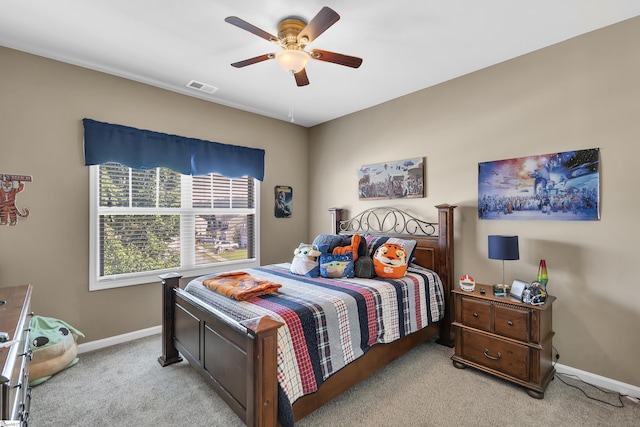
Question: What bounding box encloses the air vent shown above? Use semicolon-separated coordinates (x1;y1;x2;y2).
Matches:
186;80;219;94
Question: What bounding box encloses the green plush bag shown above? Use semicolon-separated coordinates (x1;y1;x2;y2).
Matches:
29;315;84;386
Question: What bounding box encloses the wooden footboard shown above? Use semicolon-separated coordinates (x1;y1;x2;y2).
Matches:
158;273;283;426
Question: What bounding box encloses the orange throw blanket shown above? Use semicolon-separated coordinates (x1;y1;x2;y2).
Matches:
203;271;282;301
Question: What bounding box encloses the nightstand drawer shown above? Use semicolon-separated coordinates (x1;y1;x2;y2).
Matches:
494;304;529;342
460;297;491;331
459;329;529;382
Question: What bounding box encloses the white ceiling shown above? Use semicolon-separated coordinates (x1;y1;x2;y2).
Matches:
2;1;640;128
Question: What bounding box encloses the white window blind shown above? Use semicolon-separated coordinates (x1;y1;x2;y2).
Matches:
89;162;260;290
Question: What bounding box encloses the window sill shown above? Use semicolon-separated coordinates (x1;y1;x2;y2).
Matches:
89;258;260;291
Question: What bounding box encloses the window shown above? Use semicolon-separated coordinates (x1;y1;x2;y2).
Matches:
89;162;260;290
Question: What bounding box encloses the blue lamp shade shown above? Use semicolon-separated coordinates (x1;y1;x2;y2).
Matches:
488;235;519;261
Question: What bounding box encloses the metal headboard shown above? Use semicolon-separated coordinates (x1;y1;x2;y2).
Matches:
331;207;437;236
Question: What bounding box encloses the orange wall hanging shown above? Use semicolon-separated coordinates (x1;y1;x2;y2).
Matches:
1;174;31;226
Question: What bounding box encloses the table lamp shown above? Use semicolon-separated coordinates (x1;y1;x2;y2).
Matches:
488;235;519;286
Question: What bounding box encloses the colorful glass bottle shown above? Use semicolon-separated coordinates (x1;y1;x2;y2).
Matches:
537;259;548;291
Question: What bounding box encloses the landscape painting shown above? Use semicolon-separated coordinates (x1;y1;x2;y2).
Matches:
478;148;600;221
358;157;424;200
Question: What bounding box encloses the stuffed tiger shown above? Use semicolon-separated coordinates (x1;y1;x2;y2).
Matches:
373;242;408;279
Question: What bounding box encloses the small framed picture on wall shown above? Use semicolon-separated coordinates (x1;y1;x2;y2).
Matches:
274;185;292;218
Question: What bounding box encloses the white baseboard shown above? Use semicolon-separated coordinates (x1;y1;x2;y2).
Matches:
76;327;640;400
555;362;640;399
77;325;161;354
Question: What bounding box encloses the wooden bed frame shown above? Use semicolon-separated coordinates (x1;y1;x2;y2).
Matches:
158;204;455;427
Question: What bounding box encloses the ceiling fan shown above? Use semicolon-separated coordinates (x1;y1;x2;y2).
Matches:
225;6;363;87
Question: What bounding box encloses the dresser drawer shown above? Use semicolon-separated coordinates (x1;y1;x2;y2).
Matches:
460;297;491;332
7;326;32;423
459;328;529;382
494;304;529;342
17;326;32;425
0;285;33;425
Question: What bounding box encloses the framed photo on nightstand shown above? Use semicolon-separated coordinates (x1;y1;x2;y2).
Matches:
510;279;528;300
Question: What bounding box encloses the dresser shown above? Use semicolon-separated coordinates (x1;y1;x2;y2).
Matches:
451;285;555;398
0;285;33;426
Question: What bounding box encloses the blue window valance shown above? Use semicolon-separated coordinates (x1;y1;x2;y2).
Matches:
83;118;265;181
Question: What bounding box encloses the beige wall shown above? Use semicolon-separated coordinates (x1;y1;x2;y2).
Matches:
0;46;309;341
309;16;640;388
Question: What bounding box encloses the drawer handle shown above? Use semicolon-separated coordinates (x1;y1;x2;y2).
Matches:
507;320;513;326
483;348;502;360
473;312;478;318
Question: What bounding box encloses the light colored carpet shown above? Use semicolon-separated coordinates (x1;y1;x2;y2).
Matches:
29;334;639;426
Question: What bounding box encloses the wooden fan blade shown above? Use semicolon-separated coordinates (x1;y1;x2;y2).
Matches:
310;50;363;68
225;16;278;42
231;53;275;68
294;69;309;87
299;7;340;42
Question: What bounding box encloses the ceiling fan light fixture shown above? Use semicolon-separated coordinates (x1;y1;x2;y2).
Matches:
226;7;361;86
275;49;309;73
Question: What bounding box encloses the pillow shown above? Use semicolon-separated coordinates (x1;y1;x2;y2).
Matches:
333;235;374;278
312;234;349;254
373;243;409;279
320;252;355;278
290;243;322;277
365;235;417;262
354;256;375;278
356;234;368;257
332;234;362;261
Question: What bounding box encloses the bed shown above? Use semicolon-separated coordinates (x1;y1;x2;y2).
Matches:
158;204;455;426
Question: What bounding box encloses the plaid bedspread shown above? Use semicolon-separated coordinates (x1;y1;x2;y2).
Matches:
184;263;445;424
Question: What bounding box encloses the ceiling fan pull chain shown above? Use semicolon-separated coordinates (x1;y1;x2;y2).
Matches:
288;78;295;123
288;102;295;123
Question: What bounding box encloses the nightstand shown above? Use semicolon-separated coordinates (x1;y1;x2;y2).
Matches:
451;285;556;398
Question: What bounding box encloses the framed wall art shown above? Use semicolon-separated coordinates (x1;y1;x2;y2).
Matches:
274;185;292;218
358;157;424;200
1;173;31;226
478;148;600;221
